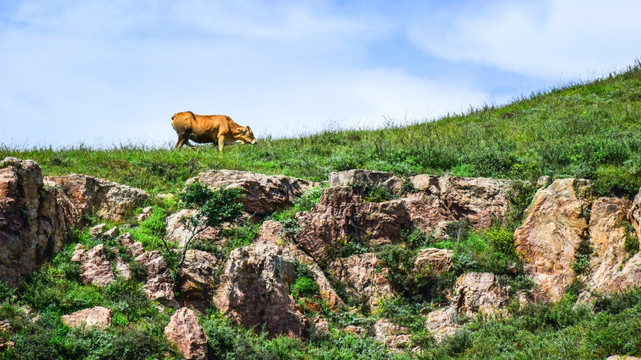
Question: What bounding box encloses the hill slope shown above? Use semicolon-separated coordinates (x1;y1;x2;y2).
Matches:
2;62;641;196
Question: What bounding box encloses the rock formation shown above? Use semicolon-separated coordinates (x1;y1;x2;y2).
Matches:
213;243;308;338
61;306;113;329
164;307;208;360
188;170;318;214
0;158;70;287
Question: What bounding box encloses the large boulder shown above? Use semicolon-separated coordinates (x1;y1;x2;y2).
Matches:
404;175;513;233
164;307;208;360
413;248;454;275
45;174;149;223
135;251;179;308
295;186;411;262
0;158;71;287
61;306;112;329
178;250;220;310
585;197;641;295
425;272;509;340
213;243;308;338
514;179;592;302
187;170;318;215
374;318;412;350
255;220;343;310
329;170;404;194
326;253;395;311
452;272;509;317
71;244;116;287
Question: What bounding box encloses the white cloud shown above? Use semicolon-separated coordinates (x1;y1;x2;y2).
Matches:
409;0;641;79
0;0;492;147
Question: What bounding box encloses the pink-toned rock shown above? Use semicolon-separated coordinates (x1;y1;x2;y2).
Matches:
453;272;509;317
425;306;460;341
514;179;592;302
135;251;179;307
403;192;451;234
72;244;115;287
90;223;107;238
425;272;509;341
295;186;411;261
344;325;366;336
584;197;638;294
607;356;641;360
0;158;71;287
103;226;119;239
374;318;412;349
114;255;131;280
629;187;641;239
117;233;145;257
413;248;454;275
213;243;308;338
165;209;222;247
327;253;395;310
164;307;208;360
313;316;330;333
188;170;318;215
61;306;112;329
45;174;149;223
137;206;154;223
404;176;513;234
256;220;343;310
179;250;219;308
437;176;512;229
329;170;405;194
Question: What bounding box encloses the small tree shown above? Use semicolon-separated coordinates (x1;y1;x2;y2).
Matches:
176;181;245;266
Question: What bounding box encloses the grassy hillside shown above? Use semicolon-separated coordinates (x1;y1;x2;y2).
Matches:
2;63;641;360
2;62;641;197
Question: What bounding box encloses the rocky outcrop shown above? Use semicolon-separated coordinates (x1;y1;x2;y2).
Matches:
425;272;509;340
213;243;308;338
164;307;208;360
61;306;112;329
514;179;592;302
135;251;179;308
45;174;149;223
413;248;454;275
0;158;71;287
329;169;404;194
255;220;343;310
452;272;509;317
374;318;412;350
327;253;395;310
188;170;318;215
179;250;220;310
71;244;116;287
584;197;638;294
404;175;513;233
629;187;641;239
329;170;513;235
295;186;411;261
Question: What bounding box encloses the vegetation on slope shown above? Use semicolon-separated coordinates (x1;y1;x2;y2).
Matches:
2;63;641;359
2;62;641;197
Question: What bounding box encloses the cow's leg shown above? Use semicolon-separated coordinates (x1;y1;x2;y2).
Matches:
218;135;226;153
175;137;186;150
184;140;198;151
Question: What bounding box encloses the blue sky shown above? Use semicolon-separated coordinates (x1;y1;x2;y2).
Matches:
1;0;640;148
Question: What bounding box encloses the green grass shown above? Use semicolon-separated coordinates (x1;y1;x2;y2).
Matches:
2;63;641;197
3;63;641;359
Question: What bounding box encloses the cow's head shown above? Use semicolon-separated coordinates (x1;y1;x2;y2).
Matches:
236;126;257;145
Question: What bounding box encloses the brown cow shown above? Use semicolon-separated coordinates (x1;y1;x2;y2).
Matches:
171;111;256;152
